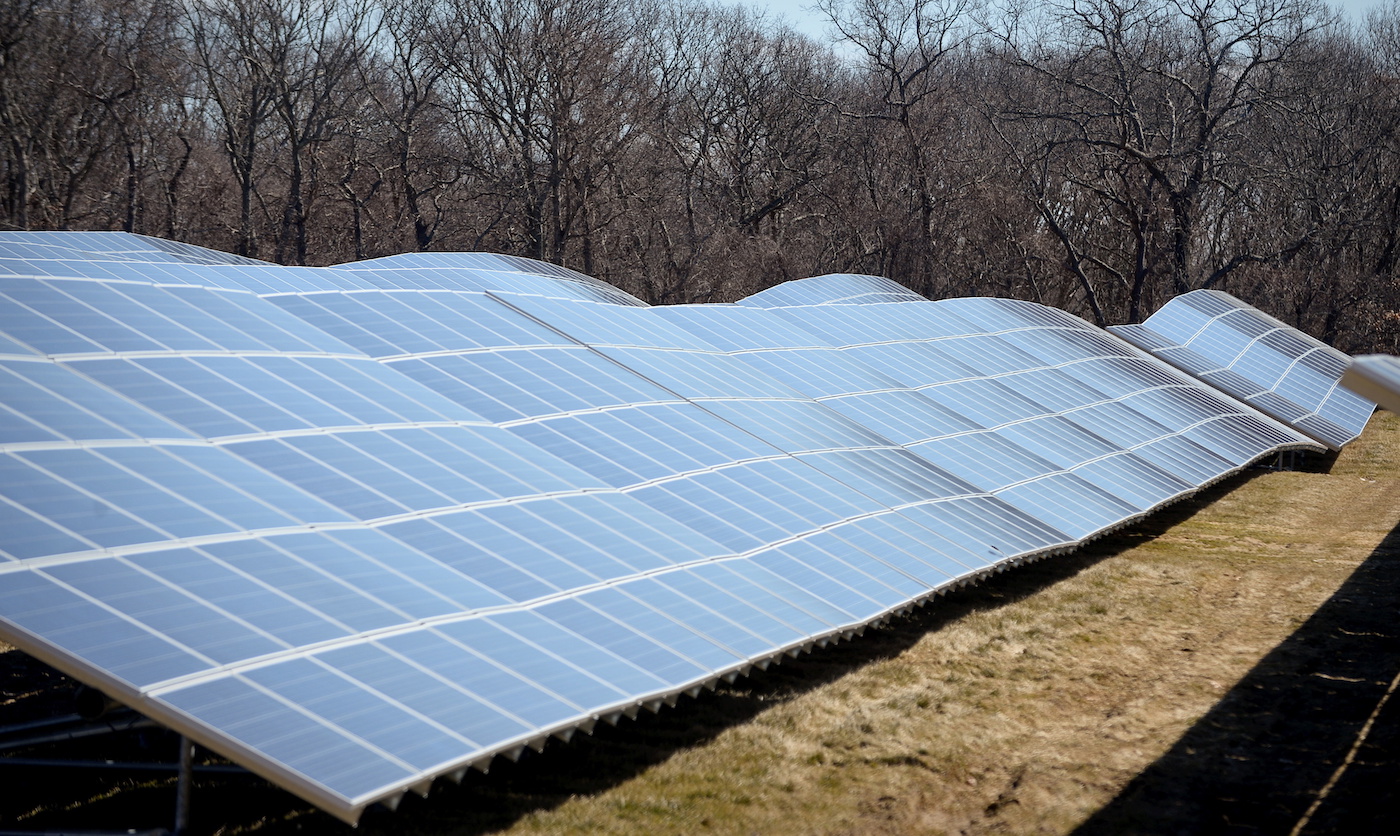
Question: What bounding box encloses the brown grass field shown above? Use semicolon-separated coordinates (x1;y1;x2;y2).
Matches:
3;411;1398;835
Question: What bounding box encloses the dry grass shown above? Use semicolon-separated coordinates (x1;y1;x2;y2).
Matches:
3;413;1399;835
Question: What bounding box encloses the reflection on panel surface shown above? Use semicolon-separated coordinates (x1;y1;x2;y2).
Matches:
0;235;1340;823
1110;290;1375;449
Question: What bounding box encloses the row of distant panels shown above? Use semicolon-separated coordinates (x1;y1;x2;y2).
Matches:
0;232;929;308
0;232;1378;449
2;268;1348;439
0;234;1375;822
1110;290;1373;449
0;270;1321;560
0;232;647;307
0;235;1374;454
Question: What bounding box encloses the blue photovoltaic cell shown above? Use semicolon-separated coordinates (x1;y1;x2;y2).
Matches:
0;237;1348;823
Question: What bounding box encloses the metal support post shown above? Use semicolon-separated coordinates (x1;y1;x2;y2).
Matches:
174;735;194;836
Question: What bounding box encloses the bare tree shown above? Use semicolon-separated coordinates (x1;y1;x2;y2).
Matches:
432;0;649;266
266;0;372;265
1;0;1395;350
179;0;278;256
616;2;843;303
989;0;1333;323
358;0;461;254
817;0;982;294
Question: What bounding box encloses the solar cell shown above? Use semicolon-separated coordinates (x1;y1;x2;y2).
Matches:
0;234;1341;823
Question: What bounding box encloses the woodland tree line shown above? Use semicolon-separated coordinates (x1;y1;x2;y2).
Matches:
3;0;1400;351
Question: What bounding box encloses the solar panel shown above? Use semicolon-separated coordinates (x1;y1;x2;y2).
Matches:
1109;290;1375;449
0;230;269;266
0;235;1332;823
1341;354;1400;414
739;273;928;307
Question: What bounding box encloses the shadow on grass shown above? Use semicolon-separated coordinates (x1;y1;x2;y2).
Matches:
0;470;1279;835
1073;520;1400;836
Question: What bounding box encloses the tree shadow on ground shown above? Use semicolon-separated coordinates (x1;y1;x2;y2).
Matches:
1074;520;1400;836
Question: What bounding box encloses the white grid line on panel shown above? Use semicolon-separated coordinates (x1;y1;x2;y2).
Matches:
121;493;1034;698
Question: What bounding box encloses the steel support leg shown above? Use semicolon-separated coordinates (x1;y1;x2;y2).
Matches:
174;735;194;836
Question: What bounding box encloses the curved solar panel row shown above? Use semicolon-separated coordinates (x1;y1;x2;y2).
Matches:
1109;290;1375;449
740;273;928;307
0;230;269;266
0;235;1324;823
1342;354;1400;414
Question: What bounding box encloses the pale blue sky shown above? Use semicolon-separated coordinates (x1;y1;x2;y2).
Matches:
744;0;1394;44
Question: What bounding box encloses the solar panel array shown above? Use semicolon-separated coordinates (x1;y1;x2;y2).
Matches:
0;234;1343;822
1110;290;1375;449
1342;354;1400;414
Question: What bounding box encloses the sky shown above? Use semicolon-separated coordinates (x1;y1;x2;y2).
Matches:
744;0;1395;45
741;1;833;42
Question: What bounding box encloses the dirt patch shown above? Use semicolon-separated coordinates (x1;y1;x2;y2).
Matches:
3;413;1398;835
